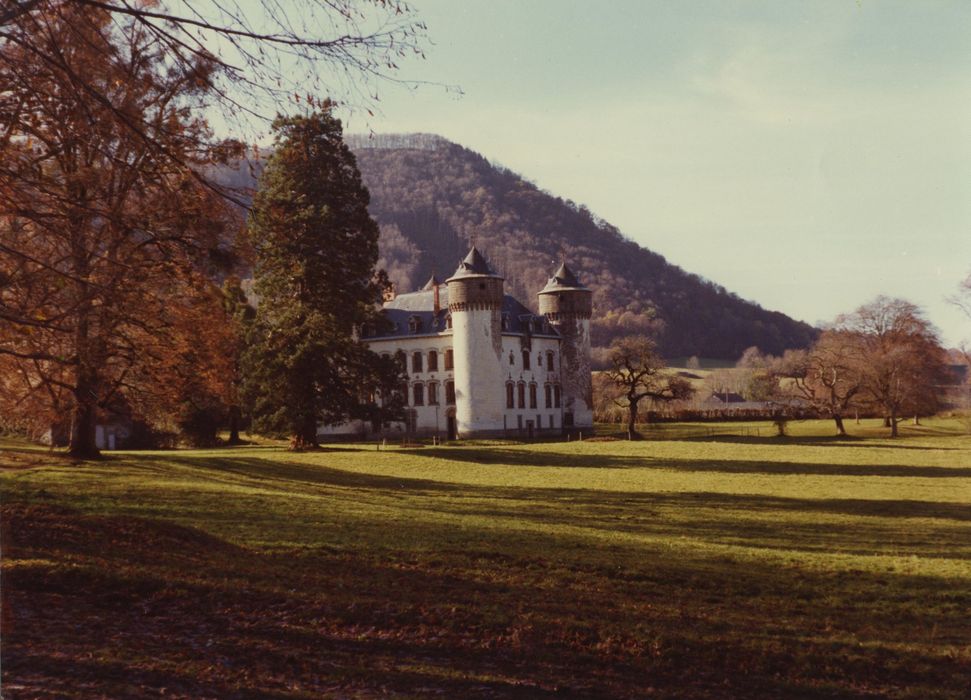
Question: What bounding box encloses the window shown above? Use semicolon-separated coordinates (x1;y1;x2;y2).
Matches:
544;384;552;409
517;382;526;409
501;313;510;331
445;315;452;330
509;351;515;366
554;384;561;408
412;352;423;373
444;348;454;370
413;383;424;406
398;382;408;404
547;351;555;371
445;381;456;405
529;383;537;409
409;315;422;333
428;383;439;405
538;353;543;367
506;382;515;409
522;350;531;370
428;350;438;372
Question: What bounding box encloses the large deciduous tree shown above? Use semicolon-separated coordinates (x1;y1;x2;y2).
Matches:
604;336;693;439
835;297;947;437
782;331;866;436
0;6;242;457
241;108;403;449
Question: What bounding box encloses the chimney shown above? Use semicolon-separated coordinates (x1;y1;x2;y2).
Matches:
433;283;440;314
383;283;396;302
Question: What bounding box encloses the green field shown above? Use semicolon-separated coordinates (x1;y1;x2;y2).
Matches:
2;419;970;698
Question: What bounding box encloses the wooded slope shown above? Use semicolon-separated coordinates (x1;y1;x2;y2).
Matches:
220;133;817;359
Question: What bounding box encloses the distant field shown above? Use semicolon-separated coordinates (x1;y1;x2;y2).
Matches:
2;419;970;698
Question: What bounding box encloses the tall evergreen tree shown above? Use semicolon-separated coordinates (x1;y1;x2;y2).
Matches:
242;107;404;448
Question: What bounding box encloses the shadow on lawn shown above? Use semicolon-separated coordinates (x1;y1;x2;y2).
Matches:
125;452;971;526
4;501;969;699
677;434;966;451
418;447;971;478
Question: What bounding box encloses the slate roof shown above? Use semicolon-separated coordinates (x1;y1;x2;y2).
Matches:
446;246;501;280
539;261;589;294
369;285;558;340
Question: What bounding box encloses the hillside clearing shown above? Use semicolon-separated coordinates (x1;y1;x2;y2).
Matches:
2;419;970;698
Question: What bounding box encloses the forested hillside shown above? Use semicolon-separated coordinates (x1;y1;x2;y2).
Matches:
220;133;817;359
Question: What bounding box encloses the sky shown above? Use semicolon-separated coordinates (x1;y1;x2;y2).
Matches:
336;0;971;347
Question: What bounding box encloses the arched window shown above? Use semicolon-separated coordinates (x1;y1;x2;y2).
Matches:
445;381;456;405
544;383;552;409
427;350;438;372
428;382;439;405
409;315;422;333
529;383;537;409
412;352;423;373
501;313;510;331
506;382;515;409
445;315;452;330
444;348;454;370
509;351;515;366
554;384;561;408
413;383;424;406
517;382;526;409
547;351;555;371
394;350;407;374
522;350;531;370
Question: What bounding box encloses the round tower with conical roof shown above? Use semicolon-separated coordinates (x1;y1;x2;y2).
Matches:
446;246;506;437
538;262;593;429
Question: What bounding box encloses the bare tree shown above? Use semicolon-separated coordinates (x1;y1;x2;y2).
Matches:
948;269;971;368
604;336;693;439
835;297;947;437
781;332;865;436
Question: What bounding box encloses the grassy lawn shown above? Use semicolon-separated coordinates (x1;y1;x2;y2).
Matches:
2;418;970;698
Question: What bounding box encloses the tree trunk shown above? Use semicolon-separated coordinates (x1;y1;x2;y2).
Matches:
227;405;242;444
889;408;898;437
68;371;100;459
290;415;319;450
627;400;641;440
833;414;846;436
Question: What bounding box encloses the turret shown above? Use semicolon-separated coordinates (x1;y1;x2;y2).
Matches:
538;262;593;429
446;247;506;437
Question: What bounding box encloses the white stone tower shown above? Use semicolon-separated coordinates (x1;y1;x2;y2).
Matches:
446;247;506;438
538;262;593;429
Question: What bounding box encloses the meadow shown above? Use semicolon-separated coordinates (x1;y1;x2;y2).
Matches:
2;419;970;698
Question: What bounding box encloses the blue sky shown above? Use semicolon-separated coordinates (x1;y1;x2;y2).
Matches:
337;0;971;347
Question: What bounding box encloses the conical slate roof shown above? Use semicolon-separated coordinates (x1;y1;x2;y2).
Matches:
540;261;589;294
447;246;500;279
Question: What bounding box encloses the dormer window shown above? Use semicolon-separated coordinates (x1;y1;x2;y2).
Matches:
501;313;510;331
445;314;452;330
409;315;422;334
533;318;543;333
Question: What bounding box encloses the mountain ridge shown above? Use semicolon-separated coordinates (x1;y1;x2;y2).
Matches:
217;133;818;359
